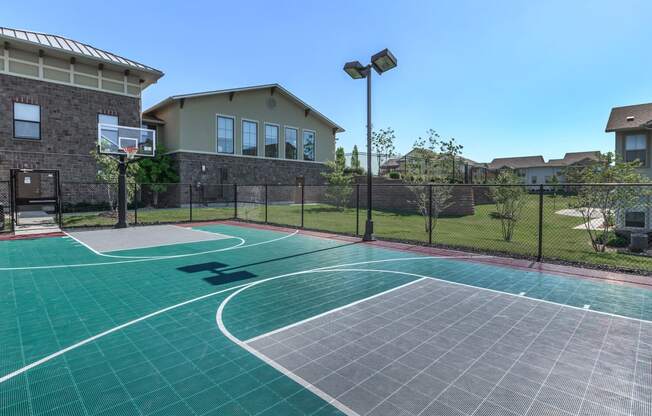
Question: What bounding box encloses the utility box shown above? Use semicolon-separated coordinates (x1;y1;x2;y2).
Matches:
630;233;648;253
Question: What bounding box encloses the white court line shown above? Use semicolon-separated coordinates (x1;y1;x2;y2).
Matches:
64;229;237;259
3;254;645;386
0;230;299;271
245;277;429;344
0;255;477;384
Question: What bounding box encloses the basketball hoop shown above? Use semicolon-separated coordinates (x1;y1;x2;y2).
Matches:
122;146;139;160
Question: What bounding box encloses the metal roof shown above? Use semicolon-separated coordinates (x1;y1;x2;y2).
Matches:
143;84;345;133
0;27;163;76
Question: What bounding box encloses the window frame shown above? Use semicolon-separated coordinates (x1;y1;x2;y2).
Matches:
13;102;41;140
302;129;316;161
241;118;259;156
624;133;647;166
284;126;299;160
216;114;236;155
264;123;280;158
625;210;646;229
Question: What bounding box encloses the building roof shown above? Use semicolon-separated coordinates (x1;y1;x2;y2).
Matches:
143;84;344;133
488;156;545;170
0;27;163;77
488;152;600;170
605;103;652;132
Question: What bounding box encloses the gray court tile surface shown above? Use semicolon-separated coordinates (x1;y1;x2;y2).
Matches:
67;224;230;252
248;278;652;416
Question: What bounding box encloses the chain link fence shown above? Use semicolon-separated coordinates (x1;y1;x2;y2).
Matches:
51;181;652;274
0;181;10;233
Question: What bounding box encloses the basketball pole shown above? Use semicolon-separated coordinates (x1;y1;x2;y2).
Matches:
115;155;128;229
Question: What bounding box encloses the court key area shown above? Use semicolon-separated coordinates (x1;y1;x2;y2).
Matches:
1;222;651;416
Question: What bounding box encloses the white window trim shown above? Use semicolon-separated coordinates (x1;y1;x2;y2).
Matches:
215;113;236;155
241;118;259;156
302;129;317;161
284;125;299;160
264;122;281;159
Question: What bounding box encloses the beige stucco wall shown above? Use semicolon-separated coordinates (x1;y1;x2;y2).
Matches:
152;88;337;163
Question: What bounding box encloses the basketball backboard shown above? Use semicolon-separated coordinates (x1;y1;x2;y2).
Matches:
98;123;156;157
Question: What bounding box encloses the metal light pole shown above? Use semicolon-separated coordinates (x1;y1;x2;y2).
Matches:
343;49;397;241
364;67;373;240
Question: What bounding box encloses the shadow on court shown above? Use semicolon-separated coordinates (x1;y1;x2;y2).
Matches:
178;261;257;285
206;241;360;274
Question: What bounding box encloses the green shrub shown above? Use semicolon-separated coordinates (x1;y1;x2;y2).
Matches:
389;171;401;179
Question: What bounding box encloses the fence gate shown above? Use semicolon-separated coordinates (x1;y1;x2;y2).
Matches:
10;169;61;228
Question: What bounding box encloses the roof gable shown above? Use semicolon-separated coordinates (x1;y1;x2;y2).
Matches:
606;103;652;132
144;84;344;132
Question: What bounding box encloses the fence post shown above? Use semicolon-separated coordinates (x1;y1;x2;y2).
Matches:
428;184;433;245
537;184;544;262
355;183;360;236
300;184;305;228
264;184;268;224
234;183;238;219
189;184;193;223
133;183;138;225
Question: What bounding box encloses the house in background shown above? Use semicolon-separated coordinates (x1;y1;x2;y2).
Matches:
488;152;601;187
606;103;652;231
143;84;344;190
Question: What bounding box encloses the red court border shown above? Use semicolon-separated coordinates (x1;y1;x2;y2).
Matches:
203;220;652;290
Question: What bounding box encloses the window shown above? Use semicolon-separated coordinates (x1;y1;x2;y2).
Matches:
531;176;537;184
242;120;258;156
285;127;298;159
303;130;315;161
217;116;234;154
14;103;40;140
265;124;279;157
98;114;118;126
625;211;646;228
625;134;647;165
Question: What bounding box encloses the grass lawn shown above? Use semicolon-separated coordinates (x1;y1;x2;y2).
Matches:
62;195;652;272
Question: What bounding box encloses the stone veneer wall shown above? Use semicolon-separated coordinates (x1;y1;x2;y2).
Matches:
0;73;140;185
350;177;476;216
162;152;331;206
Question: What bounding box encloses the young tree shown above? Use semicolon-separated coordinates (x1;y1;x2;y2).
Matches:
134;146;179;207
351;145;361;171
408;130;452;235
372;127;396;170
439;138;464;183
491;170;527;242
335;146;346;171
549;174;560;210
92;151;139;215
321;155;353;211
567;152;650;252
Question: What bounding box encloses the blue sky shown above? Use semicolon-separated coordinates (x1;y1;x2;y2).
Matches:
5;0;652;162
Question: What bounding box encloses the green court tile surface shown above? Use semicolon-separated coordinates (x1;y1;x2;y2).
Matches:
1;223;651;415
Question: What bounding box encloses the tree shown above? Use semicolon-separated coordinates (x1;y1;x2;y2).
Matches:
351;145;361;170
372;127;396;171
567;152;650;252
335;147;346;171
321;156;353;211
408;131;452;235
439;138;464;183
92;151;139;215
549;174;560;210
491;171;527;242
134;146;179;207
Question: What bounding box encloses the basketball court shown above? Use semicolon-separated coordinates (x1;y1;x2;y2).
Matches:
1;222;651;416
